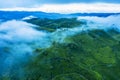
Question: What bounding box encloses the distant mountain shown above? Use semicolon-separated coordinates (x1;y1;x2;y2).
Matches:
0;11;68;21
70;13;120;17
0;11;120;21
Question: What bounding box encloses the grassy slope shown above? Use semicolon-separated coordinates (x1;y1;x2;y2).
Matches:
1;18;120;80
23;29;120;80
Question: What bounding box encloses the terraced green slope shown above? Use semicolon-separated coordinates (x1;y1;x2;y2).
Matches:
23;29;120;80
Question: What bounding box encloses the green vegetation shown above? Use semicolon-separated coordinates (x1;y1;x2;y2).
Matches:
1;18;120;80
20;29;120;80
25;18;84;32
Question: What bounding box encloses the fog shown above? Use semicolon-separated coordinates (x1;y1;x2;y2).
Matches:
77;14;120;30
0;14;120;76
0;20;51;76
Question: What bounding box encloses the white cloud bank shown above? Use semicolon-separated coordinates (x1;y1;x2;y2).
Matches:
0;3;120;13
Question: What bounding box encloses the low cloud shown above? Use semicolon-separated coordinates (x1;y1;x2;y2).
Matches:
0;3;120;13
78;14;120;28
0;14;120;76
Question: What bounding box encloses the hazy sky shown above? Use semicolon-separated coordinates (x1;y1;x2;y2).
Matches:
0;0;120;8
0;0;120;13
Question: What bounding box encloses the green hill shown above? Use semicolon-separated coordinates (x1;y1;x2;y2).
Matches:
25;18;84;32
1;18;120;80
23;29;120;80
